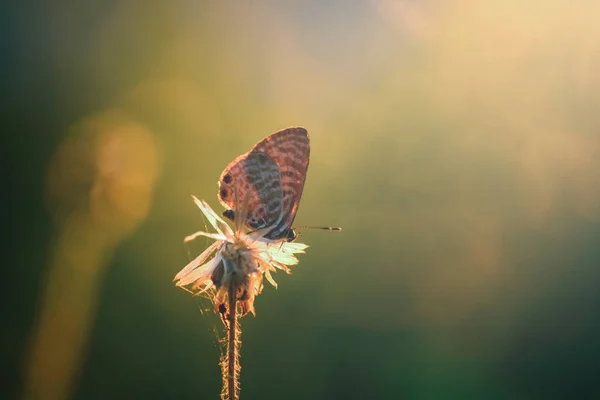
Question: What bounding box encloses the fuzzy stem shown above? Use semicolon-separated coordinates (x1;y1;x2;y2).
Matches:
225;281;239;400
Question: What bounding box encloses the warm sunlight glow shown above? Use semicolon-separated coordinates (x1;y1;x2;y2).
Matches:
174;197;307;316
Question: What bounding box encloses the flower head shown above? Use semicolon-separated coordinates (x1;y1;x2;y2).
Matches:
174;196;308;315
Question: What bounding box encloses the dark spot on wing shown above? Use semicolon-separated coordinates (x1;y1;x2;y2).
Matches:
257;152;269;165
223;174;232;184
223;209;235;221
220;188;228;199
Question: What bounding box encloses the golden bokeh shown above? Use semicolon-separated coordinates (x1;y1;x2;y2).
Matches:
24;110;160;399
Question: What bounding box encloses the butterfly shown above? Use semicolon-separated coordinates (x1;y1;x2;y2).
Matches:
217;127;310;242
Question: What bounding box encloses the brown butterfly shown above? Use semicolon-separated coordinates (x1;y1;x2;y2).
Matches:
217;127;310;241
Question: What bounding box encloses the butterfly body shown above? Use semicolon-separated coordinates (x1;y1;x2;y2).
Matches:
218;127;310;241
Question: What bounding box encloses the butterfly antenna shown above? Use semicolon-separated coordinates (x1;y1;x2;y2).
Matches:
294;225;342;232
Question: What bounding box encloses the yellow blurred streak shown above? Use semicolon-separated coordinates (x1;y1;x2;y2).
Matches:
24;110;160;400
386;0;600;334
423;0;600;224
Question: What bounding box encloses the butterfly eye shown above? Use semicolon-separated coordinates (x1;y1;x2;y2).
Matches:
223;174;232;184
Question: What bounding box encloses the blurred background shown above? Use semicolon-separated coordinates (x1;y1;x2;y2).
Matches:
4;0;600;399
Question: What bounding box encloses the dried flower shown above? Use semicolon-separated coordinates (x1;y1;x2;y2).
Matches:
174;196;308;315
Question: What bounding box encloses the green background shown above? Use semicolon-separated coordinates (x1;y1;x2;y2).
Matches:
5;1;600;399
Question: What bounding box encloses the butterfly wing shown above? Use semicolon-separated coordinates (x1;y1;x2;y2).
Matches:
250;127;310;238
218;127;309;240
218;151;284;231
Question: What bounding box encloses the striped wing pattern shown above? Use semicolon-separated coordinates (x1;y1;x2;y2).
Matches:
217;127;310;240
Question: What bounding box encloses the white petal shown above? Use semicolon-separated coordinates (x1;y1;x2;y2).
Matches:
174;241;221;281
264;270;278;288
184;231;227;243
282;242;309;252
197;197;233;236
267;242;307;265
275;255;299;266
191;196;233;237
175;252;222;287
191;280;214;295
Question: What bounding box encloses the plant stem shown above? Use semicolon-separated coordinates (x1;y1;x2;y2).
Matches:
226;280;239;400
